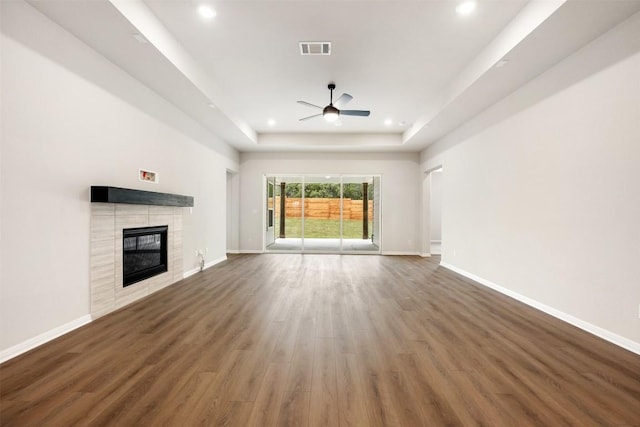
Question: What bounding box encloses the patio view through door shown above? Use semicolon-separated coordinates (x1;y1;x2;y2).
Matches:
265;174;380;253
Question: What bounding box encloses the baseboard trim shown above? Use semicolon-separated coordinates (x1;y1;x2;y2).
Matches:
183;267;199;279
183;256;227;279
226;249;240;254
420;253;431;258
236;250;264;254
381;251;421;256
0;315;93;364
440;262;640;356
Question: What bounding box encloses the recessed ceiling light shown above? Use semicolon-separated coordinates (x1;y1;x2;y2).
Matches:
384;119;393;126
198;5;216;19
267;119;276;126
456;1;476;15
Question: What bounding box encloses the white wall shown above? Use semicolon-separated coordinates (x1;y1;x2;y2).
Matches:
420;12;640;348
239;152;421;254
0;1;238;354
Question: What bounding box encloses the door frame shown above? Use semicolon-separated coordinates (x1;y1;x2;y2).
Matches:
263;173;382;254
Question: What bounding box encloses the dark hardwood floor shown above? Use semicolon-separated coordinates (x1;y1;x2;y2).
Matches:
1;254;639;426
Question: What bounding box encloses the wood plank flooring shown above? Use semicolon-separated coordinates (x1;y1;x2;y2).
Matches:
1;254;639;426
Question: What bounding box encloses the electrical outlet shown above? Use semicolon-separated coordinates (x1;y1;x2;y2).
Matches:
205;248;209;254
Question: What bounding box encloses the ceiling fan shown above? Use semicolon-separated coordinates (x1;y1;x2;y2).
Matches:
298;83;370;122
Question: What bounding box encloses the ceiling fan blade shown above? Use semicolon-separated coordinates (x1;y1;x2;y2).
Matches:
299;114;322;121
334;93;353;108
297;100;323;109
340;109;370;117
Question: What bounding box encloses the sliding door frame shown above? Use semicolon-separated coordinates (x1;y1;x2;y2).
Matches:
263;173;382;254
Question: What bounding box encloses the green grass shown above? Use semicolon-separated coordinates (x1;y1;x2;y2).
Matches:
276;218;373;239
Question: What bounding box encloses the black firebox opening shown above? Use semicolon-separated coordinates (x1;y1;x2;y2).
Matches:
123;225;168;287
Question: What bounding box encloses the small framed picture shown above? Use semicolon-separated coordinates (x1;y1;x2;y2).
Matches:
139;169;158;183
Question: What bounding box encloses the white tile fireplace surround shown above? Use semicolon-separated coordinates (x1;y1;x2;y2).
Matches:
90;203;184;318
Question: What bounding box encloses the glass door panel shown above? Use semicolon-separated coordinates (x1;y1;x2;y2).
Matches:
342;176;379;252
302;176;341;252
267;177;302;251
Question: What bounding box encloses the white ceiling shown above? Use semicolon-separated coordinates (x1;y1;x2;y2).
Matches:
26;0;640;152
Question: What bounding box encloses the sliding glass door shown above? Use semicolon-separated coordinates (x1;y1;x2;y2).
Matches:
265;174;380;253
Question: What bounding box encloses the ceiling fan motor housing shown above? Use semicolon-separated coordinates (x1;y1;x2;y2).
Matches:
323;105;339;116
323;104;339;121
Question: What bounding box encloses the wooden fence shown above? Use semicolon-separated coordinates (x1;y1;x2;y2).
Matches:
270;197;373;221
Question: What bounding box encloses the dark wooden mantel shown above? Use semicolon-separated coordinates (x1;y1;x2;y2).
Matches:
91;186;194;207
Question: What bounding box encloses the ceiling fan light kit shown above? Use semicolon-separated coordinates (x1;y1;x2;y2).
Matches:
323;105;340;122
298;83;370;123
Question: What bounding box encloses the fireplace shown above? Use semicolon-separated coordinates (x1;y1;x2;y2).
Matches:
123;225;168;287
91;187;193;317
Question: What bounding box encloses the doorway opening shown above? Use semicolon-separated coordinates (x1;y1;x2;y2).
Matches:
430;168;442;254
226;170;239;253
423;167;442;256
264;174;381;253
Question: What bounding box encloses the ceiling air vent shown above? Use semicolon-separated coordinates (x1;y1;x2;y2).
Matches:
299;41;331;55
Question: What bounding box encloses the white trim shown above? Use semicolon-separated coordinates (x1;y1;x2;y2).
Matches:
420;252;431;258
236;249;264;254
0;315;92;363
183;255;228;279
226;249;241;254
205;256;227;269
381;251;421;256
183;267;200;278
440;262;640;356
